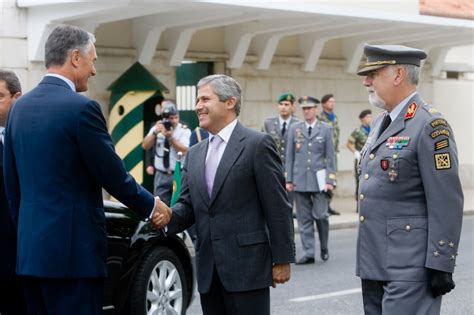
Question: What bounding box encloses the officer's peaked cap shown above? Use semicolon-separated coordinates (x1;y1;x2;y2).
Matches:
298;96;320;108
357;44;427;76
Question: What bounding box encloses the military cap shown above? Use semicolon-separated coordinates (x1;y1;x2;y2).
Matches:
162;101;178;116
298;96;320;108
278;92;295;103
357;44;427;76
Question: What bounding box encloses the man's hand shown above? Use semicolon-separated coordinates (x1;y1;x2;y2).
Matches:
146;166;155;175
354;150;361;161
151;197;172;229
429;268;455;298
325;184;334;191
286;183;294;192
272;263;291;288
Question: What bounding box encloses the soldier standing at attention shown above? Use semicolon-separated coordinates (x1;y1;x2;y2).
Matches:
286;96;336;264
356;44;463;314
346;109;372;204
263;92;300;205
319;94;340;215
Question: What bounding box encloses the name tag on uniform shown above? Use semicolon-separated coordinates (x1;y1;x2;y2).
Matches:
386;136;410;150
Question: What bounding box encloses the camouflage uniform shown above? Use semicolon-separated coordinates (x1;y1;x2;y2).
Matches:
348;125;370;200
319;111;340;158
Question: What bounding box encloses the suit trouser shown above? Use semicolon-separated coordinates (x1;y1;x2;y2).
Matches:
361;279;441;315
200;267;270;315
0;277;27;315
294;191;329;259
22;277;103;315
154;170;173;204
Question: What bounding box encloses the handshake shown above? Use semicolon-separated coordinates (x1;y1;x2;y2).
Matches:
150;197;173;229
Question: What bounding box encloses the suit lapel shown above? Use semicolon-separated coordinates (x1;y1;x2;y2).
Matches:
209;122;245;206
194;140;210;207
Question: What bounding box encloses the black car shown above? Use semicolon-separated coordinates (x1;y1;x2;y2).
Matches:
101;200;195;315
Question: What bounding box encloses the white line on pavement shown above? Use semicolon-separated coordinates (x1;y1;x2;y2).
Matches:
290;288;362;302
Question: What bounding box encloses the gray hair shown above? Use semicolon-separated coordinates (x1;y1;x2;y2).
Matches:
0;69;21;94
388;64;420;86
45;24;96;69
197;74;242;116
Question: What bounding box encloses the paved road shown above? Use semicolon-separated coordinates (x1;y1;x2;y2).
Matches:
187;216;473;314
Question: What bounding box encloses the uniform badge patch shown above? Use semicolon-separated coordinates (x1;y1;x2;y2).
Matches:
404;102;418;119
434;153;451;170
386;136;410;149
430;118;447;128
435;139;449;151
380;159;389;171
430;128;450;139
388;169;398;182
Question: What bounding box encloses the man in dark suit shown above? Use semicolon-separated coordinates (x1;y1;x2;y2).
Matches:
3;25;165;314
153;74;295;314
0;69;26;315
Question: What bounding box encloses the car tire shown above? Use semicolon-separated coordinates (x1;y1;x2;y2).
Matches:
129;246;188;315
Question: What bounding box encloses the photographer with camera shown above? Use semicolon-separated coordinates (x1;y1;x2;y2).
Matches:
142;100;191;204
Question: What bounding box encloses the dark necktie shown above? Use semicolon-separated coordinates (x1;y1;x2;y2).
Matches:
377;114;391;139
281;122;287;136
163;138;170;169
308;126;312;137
0;139;3;167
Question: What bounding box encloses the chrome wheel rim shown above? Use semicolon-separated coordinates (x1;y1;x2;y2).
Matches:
146;260;183;315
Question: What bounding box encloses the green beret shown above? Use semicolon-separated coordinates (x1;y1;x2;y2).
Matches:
278;92;295;103
357;44;427;76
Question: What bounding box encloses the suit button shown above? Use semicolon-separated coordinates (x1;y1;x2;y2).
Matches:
359;194;365;200
405;224;411;232
307;167;311;170
281;147;285;151
392;154;398;159
308;143;312;147
307;159;311;163
359;216;365;222
364;174;369;180
282;140;285;144
369;154;375;160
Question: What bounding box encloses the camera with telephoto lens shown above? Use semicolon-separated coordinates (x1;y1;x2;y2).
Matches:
157;103;178;131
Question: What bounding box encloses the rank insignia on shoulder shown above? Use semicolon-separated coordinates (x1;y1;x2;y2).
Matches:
435;139;449;151
430;128;450;139
428;108;439;114
430;118;447;128
434;153;451;170
386;136;410;149
404;102;418;119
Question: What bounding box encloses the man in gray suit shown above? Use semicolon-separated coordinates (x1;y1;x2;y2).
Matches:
285;96;336;264
263;92;300;204
153;74;295;314
356;44;463;314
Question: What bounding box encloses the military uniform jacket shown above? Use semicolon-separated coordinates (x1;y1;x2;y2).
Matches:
356;93;463;282
263;116;300;165
285;120;336;192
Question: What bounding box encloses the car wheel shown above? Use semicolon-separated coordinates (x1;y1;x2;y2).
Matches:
129;246;188;315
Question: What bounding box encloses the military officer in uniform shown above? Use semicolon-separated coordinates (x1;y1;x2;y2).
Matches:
286;96;336;264
356;44;463;314
142;102;191;204
319;94;340;215
263;92;300;204
346;109;372;203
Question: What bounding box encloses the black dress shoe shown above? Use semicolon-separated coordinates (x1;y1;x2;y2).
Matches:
321;250;329;261
328;208;340;216
296;257;315;265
